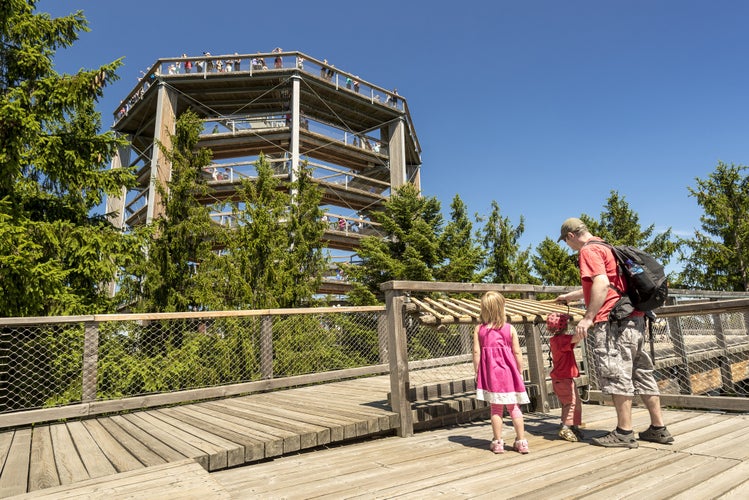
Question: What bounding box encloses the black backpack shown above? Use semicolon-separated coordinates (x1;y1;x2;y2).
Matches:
585;240;668;312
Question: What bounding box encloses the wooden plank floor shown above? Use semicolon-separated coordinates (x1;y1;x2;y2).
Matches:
2;369;749;498
0;376;398;498
12;460;231;499
213;405;749;499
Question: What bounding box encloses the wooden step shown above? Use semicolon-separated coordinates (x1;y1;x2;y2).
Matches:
412;391;491;430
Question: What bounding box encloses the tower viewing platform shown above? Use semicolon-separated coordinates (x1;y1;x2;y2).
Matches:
105;50;422;254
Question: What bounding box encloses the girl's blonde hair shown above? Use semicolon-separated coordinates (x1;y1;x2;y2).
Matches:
479;291;506;328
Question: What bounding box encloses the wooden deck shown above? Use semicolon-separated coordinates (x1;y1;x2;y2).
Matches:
213;405;749;499
3;372;749;498
1;375;399;498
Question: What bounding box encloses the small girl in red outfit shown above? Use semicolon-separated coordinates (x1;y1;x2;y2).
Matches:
473;291;531;454
548;312;584;442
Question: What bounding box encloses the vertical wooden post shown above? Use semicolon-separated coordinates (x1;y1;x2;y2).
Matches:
667;315;693;394
290;75;301;191
260;315;273;380
377;312;389;364
385;290;413;437
105;143;131;230
713;313;734;394
387;118;406;189
524;322;550;413
146;83;177;224
81;321;99;403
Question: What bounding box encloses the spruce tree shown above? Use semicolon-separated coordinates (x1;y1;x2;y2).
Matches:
590;190;676;264
345;184;443;304
0;2;135;316
532;238;579;286
436;195;484;283
546;191;676;288
279;162;327;306
121;110;216;312
679;162;749;291
480;201;536;285
196;155;327;309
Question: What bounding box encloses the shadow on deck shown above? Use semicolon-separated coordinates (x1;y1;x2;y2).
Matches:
4;372;749;498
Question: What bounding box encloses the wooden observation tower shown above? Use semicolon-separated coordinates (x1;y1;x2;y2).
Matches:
105;51;421;267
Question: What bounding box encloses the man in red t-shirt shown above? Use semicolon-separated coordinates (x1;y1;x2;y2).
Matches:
555;217;673;448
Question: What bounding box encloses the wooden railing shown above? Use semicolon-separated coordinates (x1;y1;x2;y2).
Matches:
1;282;748;433
381;281;749;437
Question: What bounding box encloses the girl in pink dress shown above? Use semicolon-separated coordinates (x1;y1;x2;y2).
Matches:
473;291;531;454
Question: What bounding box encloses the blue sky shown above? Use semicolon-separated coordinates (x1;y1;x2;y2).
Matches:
39;1;749;274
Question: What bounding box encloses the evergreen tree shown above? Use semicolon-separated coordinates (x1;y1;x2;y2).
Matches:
279;162;328;306
679;162;749;291
544;191;677;288
0;2;136;316
480;201;536;284
345;184;443;304
121;110;216;312
436;195;484;283
196;155;327;309
532;237;579;286
588;190;677;265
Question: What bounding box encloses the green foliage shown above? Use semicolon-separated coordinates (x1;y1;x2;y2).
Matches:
436;195;484;283
95;318;261;399
0;2;137;316
532;237;579;286
407;324;465;361
344;184;443;303
273;315;369;376
5;325;84;410
274;161;328;307
8;311;384;409
586;190;677;266
679;162;749;291
480;201;537;285
121;110;217;312
195;155;327;309
535;191;677;289
329;313;381;364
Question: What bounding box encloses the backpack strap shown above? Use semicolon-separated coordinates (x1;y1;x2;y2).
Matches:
582;240;626;297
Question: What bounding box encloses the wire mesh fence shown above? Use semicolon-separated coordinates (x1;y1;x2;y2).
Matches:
541;309;749;398
405;321;476;387
403;300;749;402
1;297;748;421
0;308;385;415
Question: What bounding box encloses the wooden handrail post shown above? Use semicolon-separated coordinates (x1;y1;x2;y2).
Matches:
713;313;735;394
260;315;273;380
377;312;389;364
525;322;550;413
458;324;473;358
667;315;692;394
81;321;99;403
385;289;413;437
